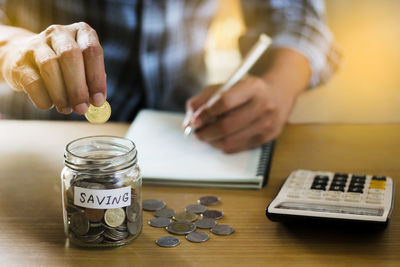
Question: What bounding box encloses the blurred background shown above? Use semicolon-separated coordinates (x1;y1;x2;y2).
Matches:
1;0;400;123
206;0;400;123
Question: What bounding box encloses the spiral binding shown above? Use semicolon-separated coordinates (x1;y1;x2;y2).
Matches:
256;141;275;177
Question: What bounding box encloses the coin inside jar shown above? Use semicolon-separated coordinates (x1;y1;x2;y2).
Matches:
70;212;90;235
84;101;111;124
166;221;196;235
84;208;104;222
173;211;198;222
104;208;126;227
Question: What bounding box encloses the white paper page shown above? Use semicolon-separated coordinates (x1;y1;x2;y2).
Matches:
125;110;262;182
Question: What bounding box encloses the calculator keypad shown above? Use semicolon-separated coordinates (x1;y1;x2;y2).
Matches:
286;171;388;206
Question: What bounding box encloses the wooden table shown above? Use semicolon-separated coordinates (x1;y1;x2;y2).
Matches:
0;121;399;266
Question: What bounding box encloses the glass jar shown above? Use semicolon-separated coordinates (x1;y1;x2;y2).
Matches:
61;136;142;247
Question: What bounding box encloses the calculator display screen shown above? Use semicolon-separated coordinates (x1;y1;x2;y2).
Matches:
276;202;384;216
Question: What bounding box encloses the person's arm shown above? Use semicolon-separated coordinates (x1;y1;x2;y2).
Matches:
185;0;340;153
0;23;107;114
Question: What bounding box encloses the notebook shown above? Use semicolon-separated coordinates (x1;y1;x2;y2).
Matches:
125;109;274;189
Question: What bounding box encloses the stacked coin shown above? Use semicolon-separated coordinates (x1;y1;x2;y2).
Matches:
64;175;142;247
142;196;234;248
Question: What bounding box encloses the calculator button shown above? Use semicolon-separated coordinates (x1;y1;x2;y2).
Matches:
312;180;328;186
352;174;366;180
289;181;304;187
331;180;347;187
307;190;322;199
344;192;362;202
347;187;364;193
369;181;386;190
350;178;366;184
287;190;302;198
311;184;327;191
325;191;342;201
314;175;329;182
368;189;385;195
372;176;386;181
292;176;307;183
349;181;365;188
329;185;345;192
334;173;349;179
366;196;383;204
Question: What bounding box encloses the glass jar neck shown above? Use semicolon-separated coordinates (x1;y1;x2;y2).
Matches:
64;136;137;175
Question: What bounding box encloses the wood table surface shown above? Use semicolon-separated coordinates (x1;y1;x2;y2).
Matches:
0;121;399;266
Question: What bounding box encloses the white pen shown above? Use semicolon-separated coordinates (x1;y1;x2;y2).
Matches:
183;33;272;136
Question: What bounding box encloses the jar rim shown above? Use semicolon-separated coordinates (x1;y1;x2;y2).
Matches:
65;135;136;160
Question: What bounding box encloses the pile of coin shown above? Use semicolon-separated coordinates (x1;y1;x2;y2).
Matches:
64;175;142;247
142;196;235;248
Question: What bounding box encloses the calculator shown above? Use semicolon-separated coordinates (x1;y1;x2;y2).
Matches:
266;170;395;226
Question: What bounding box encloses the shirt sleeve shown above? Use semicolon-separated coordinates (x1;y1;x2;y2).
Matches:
241;0;341;88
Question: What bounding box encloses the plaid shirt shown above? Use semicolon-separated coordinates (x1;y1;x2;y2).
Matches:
0;0;340;121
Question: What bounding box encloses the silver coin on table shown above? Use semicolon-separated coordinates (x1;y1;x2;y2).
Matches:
185;204;207;214
198;196;220;206
195;218;217;229
154;208;176;218
173;211;198;222
148;217;171;228
211;225;234;236
186;231;210;243
156;236;181;248
142;199;166;211
166;221;196;235
202;210;223;220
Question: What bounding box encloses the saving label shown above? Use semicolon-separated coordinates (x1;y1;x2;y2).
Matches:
74;186;131;209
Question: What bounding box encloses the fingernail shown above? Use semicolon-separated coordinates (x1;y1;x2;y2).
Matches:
182;112;192;128
59;107;73;114
92;93;105;107
74;103;89;114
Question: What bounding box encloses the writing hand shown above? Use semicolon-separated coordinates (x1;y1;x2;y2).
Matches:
185;76;296;153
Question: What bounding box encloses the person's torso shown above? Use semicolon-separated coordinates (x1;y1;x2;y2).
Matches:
3;0;217;121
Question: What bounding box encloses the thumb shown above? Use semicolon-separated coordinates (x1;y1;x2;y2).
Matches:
185;84;221;113
183;84;220;128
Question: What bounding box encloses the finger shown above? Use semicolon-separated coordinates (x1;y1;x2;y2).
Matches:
183;84;220;128
12;64;53;110
74;23;107;106
191;80;257;128
50;30;89;114
185;84;220;112
195;99;262;142
210;117;278;153
33;43;72;114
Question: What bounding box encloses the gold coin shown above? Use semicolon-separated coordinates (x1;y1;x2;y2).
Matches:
173;211;198;222
85;101;111;124
104;208;125;227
